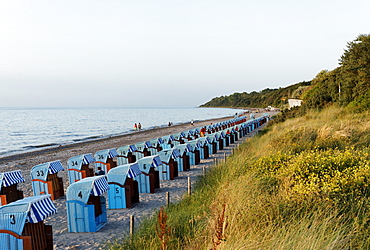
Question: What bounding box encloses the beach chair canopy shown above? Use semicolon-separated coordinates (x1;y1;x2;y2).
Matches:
174;144;193;155
67;154;96;170
172;132;183;141
150;138;163;147
117;145;137;156
213;133;219;140
66;176;109;204
136;141;152;151
186;140;201;151
30;160;64;181
136;155;162;174
204;135;214;144
161;135;175;144
94;148;119;163
216;131;226;139
107;163;142;185
182;130;192;138
0;195;57;234
196;137;207;146
0;170;25;192
158;148;181;163
191;128;200;135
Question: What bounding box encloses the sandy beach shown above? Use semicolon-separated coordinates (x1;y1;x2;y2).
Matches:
0;113;272;249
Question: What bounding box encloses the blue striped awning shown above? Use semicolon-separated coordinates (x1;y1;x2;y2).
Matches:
91;177;109;196
128;145;137;152
48;161;64;175
171;149;181;159
157;138;164;144
1;170;25;187
27;196;57;223
185;144;192;152
144;142;152;148
127;164;142;178
83;154;96;164
205;137;212;144
152;156;162;168
108;149;119;158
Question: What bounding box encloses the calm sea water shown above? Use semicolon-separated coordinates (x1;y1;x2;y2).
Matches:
0;107;241;157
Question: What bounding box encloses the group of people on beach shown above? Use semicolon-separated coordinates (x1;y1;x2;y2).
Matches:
133;123;142;131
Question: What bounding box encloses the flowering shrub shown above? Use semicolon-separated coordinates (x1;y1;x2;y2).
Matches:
253;147;370;203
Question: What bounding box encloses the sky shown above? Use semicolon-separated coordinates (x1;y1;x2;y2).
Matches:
0;0;369;108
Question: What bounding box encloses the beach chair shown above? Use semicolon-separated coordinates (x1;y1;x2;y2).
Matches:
160;135;175;149
173;144;191;171
0;170;25;206
135;156;162;193
185;140;201;165
94;148;119;174
182;130;194;142
148;138;164;155
31;160;65;200
222;129;230;147
157;148;181;180
66;176;109;233
190;128;200;139
0;195;57;250
107;163;141;209
205;134;217;155
223;128;233;145
231;126;239;142
171;132;185;146
134;142;152;160
196;137;210;159
116;145;137;165
234;124;244;138
214;132;224;151
67;154;96;184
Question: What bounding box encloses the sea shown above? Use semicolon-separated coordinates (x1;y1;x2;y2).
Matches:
0;107;242;157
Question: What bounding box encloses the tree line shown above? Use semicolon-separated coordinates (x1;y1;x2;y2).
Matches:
200;34;370;113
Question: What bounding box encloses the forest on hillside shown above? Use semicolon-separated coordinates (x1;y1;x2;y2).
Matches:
201;34;370;112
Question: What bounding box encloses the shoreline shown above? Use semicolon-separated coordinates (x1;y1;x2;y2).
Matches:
0;116;232;166
0;115;234;167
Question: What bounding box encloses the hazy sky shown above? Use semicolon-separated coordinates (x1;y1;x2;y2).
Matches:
1;1;369;108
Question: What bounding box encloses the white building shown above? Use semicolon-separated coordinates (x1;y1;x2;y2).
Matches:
288;99;303;109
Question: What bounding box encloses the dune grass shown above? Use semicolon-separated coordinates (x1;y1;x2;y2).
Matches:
104;106;370;249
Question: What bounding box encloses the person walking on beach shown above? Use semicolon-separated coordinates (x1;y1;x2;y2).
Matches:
138;123;142;131
134;123;138;131
191;119;194;126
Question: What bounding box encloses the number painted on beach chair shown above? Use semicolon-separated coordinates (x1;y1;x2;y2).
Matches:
78;191;83;199
10;214;16;225
36;170;44;177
